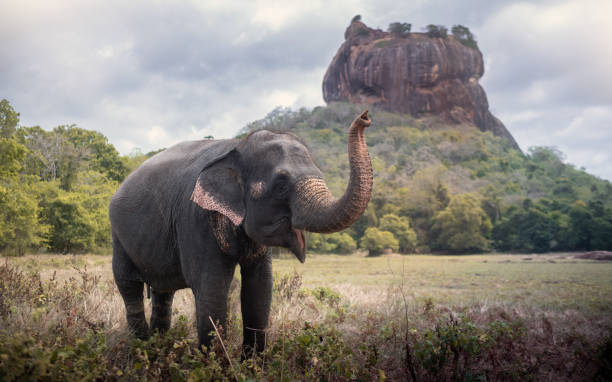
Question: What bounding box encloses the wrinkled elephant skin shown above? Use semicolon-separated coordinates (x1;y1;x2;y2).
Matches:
109;111;373;354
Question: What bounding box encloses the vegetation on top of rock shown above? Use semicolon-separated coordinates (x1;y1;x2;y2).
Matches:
425;24;448;38
387;22;412;37
452;24;478;49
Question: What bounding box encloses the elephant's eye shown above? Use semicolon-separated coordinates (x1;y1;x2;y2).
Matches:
272;176;290;198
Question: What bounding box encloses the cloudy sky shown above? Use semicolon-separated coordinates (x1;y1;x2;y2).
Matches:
3;0;611;180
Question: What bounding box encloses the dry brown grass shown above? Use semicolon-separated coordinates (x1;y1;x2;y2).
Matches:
1;252;611;381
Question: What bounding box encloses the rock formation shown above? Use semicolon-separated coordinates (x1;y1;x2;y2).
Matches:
323;21;519;150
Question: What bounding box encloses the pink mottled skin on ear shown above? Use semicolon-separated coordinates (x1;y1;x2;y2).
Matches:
191;181;243;226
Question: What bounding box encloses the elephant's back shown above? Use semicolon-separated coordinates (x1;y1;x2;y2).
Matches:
109;138;239;239
112;139;238;204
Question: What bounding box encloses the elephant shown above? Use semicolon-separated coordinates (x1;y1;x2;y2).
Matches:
109;110;373;355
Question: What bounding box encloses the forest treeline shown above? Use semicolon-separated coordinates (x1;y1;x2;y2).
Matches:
243;103;612;254
1;99;612;255
0;99;158;255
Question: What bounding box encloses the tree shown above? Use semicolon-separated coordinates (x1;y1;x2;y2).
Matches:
309;232;357;254
0;137;26;179
481;185;503;224
430;193;492;252
360;227;399;256
351;14;362;23
350;204;378;242
569;202;594;250
41;190;97;254
17;126;74;183
434;183;450;209
0;99;20;138
71;171;118;249
388;22;411;37
451;25;478;48
0;180;49;255
493;201;561;252
57;125;128;182
425;24;448;38
379;214;417;253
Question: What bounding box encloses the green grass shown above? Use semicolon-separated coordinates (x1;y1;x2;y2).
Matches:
275;253;612;314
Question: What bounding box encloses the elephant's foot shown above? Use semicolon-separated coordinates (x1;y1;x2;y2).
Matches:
127;308;149;340
150;291;174;334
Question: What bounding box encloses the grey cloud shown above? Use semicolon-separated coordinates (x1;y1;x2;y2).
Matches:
2;0;611;181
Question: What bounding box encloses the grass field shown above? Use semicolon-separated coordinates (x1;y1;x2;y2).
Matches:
1;252;611;381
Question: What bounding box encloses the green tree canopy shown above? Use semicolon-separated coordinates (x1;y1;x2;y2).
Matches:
360;227;399;256
308;232;357;254
379;214;417;253
388;22;411;37
1;99;20;138
57;125;128;182
451;25;477;48
0;180;49;255
430;193;492;252
0;138;26;179
425;24;448;38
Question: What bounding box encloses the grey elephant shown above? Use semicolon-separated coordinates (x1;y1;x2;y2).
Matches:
109;111;373;354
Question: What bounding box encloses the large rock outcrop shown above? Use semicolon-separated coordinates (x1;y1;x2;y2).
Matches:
323;21;519;150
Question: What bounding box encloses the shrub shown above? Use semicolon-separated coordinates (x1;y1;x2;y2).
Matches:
360;227;399;256
308;232;357;254
430;193;492;252
425;24;448;38
451;24;478;49
388;22;411;37
379;214;417;253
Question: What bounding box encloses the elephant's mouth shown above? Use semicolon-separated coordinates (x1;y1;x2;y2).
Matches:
261;217;290;236
260;217;306;263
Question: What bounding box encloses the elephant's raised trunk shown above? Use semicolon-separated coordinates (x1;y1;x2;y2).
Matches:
291;111;373;233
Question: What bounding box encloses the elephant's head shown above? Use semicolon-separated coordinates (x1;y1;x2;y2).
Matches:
191;111;373;262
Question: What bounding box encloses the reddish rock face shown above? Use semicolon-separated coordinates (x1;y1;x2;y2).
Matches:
323;21;519;150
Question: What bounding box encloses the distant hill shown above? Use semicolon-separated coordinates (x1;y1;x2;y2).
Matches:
243;102;612;253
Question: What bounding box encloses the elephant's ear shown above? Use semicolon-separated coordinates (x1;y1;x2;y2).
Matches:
190;156;245;226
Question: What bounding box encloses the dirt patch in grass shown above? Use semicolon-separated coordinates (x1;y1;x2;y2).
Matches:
575;251;612;261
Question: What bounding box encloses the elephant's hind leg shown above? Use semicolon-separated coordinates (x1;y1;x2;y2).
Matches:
116;279;149;340
112;237;149;340
150;290;174;334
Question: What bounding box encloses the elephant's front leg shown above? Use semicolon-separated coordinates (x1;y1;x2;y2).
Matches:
193;268;235;351
240;253;273;357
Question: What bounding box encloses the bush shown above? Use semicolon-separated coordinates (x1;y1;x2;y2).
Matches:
379;214;417;253
388;22;411;37
430;193;492;252
425;24;448;38
360;227;399;256
0;260;609;381
451;24;478;49
0;181;48;256
42;195;96;254
308;232;357;254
